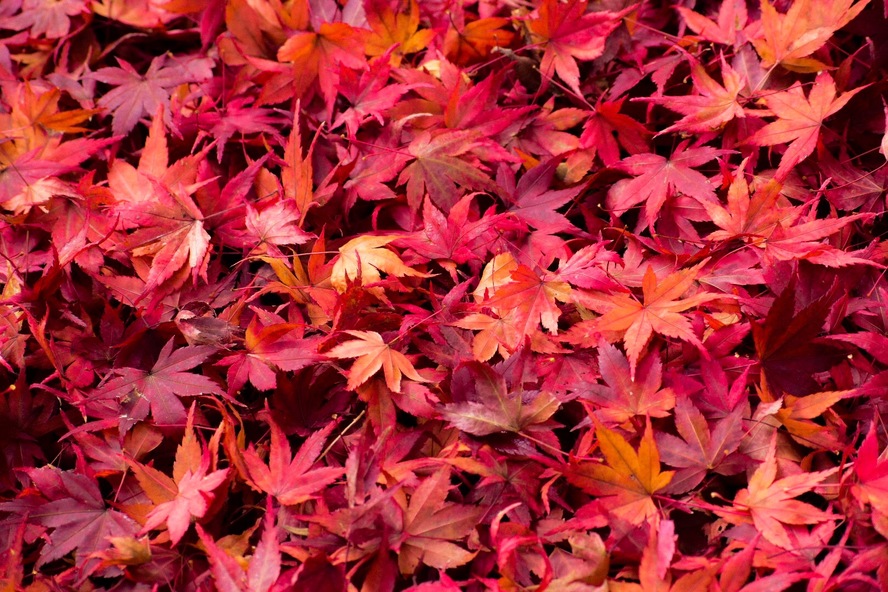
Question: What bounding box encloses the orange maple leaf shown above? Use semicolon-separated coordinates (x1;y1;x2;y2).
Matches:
586;262;721;379
366;0;435;66
444;17;516;65
327;330;427;393
717;434;837;549
277;22;368;103
567;418;673;525
451;310;523;362
752;0;870;72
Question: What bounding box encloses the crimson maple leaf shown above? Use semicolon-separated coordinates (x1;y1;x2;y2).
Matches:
218;318;324;394
91;55;213;135
93;339;225;428
656;397;746;493
607;144;725;228
397;130;502;211
395;467;483;574
242;418;343;506
440;361;561;455
746;72;865;179
525;0;629;96
853;422;888;538
333;56;411;139
641;57;748;134
197;509;281;592
501;160;583;234
16;466;138;568
580;97;651;166
244;199;314;257
582;341;675;425
752;280;844;396
677;0;750;46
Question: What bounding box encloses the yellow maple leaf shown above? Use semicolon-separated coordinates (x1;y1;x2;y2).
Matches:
330;235;429;293
567;418;673;525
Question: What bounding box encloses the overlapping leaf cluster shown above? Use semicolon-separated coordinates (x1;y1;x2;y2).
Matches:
2;0;888;589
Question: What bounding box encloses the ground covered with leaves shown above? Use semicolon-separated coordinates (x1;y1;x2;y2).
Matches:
2;0;888;590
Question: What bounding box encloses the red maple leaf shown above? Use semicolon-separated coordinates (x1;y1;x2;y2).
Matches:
485;264;573;336
677;0;750;46
197;508;282;592
656;397;746;493
218;317;324;393
242;418;343;506
525;0;629;96
17;466;138;568
394;467;483;574
132;418;230;546
746;72;865;179
640;56;748;134
607;144;725;228
91;55;213;135
93;338;225;427
580;97;651;166
397;130;501;211
582;341;676;425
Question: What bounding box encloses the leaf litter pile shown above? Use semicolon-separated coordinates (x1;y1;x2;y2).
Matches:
3;0;888;590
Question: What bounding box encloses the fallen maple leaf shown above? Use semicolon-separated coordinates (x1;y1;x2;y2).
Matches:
328;330;427;393
640;56;747;134
277;22;368;106
525;0;628;96
397;130;501;211
485;264;572;336
585;262;722;379
583;341;675;425
746;72;865;179
135;421;230;546
330;235;429;294
716;434;837;549
396;467;483;574
197;508;282;592
606;144;725;229
656;397;746;493
567;418;674;525
17;467;138;568
242;418;343;505
752;0;870;72
91;55;213;135
92;339;226;427
677;0;750;46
